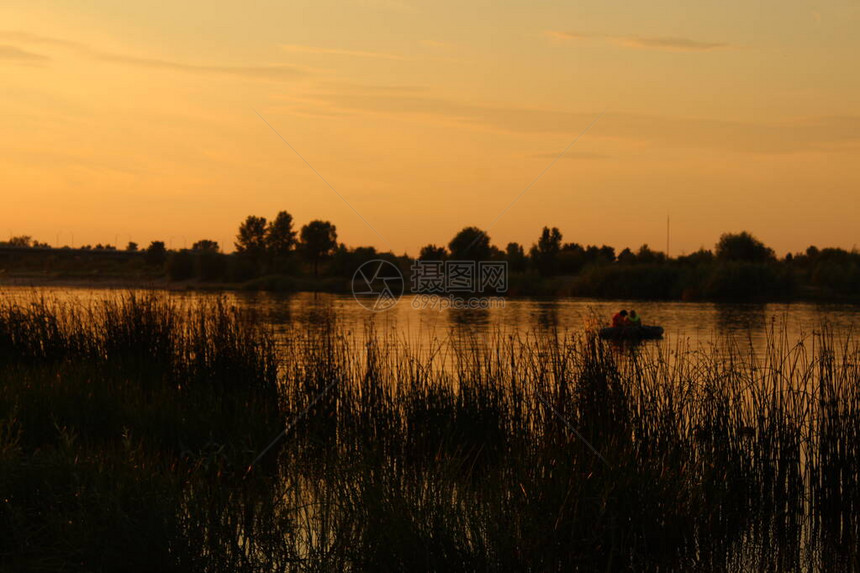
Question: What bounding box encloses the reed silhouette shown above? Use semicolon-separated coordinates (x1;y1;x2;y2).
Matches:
1;294;859;570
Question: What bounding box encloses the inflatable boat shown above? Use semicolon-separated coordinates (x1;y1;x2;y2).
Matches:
598;325;664;341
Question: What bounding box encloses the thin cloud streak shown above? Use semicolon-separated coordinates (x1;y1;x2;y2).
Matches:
531;151;609;160
620;36;730;51
94;53;310;79
0;30;83;48
545;31;589;41
303;85;860;153
0;44;50;62
421;39;454;49
546;30;731;51
316;81;426;93
281;44;408;60
1;29;311;80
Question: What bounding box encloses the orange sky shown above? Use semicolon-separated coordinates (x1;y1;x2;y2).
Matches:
2;1;858;255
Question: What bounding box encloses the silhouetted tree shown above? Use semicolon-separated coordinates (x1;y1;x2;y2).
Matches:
716;232;774;263
817;247;854;263
419;244;447;260
540;228;563;254
448;227;491;261
617;247;635;264
144;241;167;266
557;242;587;274
126;241;138;252
331;245;383;276
584;245;615;264
809;248;860;295
530;227;563;275
677;249;714;266
193;243;226;281
635;244;665;264
505;242;527;273
235;216;268;260
8;236;32;248
601;245;616;262
191;239;220;253
300;220;337;276
266;211;296;257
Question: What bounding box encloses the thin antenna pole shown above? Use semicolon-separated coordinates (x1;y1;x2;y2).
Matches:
666;214;670;259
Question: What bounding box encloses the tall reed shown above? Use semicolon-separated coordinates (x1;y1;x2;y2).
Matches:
1;292;858;571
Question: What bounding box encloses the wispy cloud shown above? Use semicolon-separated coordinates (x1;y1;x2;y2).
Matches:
281;44;408;60
544;31;589;41
317;81;426;93
532;151;609;160
351;0;414;12
546;30;731;52
2;29;311;80
421;39;454;49
618;36;729;51
0;30;83;48
296;84;860;153
94;53;310;79
0;44;49;63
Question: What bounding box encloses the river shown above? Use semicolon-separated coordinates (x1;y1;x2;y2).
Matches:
2;287;857;353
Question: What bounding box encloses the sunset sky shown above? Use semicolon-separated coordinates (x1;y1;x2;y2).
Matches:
2;0;859;256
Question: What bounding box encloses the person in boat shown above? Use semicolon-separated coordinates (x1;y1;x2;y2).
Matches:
611;309;629;327
628;310;642;327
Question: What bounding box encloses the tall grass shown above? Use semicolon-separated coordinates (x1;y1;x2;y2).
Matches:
1;292;858;571
274;321;859;570
0;293;286;572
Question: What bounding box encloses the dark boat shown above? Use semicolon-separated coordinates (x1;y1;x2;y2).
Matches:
598;325;664;341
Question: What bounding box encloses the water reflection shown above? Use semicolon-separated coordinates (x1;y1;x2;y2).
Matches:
449;307;491;329
715;303;768;341
1;286;858;354
532;299;561;330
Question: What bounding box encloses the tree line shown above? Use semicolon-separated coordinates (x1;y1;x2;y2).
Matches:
2;217;858;301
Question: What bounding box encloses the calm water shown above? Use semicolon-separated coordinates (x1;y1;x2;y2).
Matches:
2;287;858;352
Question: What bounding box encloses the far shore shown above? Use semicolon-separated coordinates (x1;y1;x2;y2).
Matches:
2;273;858;305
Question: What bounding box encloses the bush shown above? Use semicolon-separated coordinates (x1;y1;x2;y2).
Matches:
226;255;260;282
195;251;227;281
571;264;682;299
166;251;195;281
701;262;794;301
811;261;860;296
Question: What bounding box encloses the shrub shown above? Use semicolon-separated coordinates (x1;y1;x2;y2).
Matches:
166;251;195;281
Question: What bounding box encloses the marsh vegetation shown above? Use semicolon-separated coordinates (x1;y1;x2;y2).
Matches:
1;293;858;571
